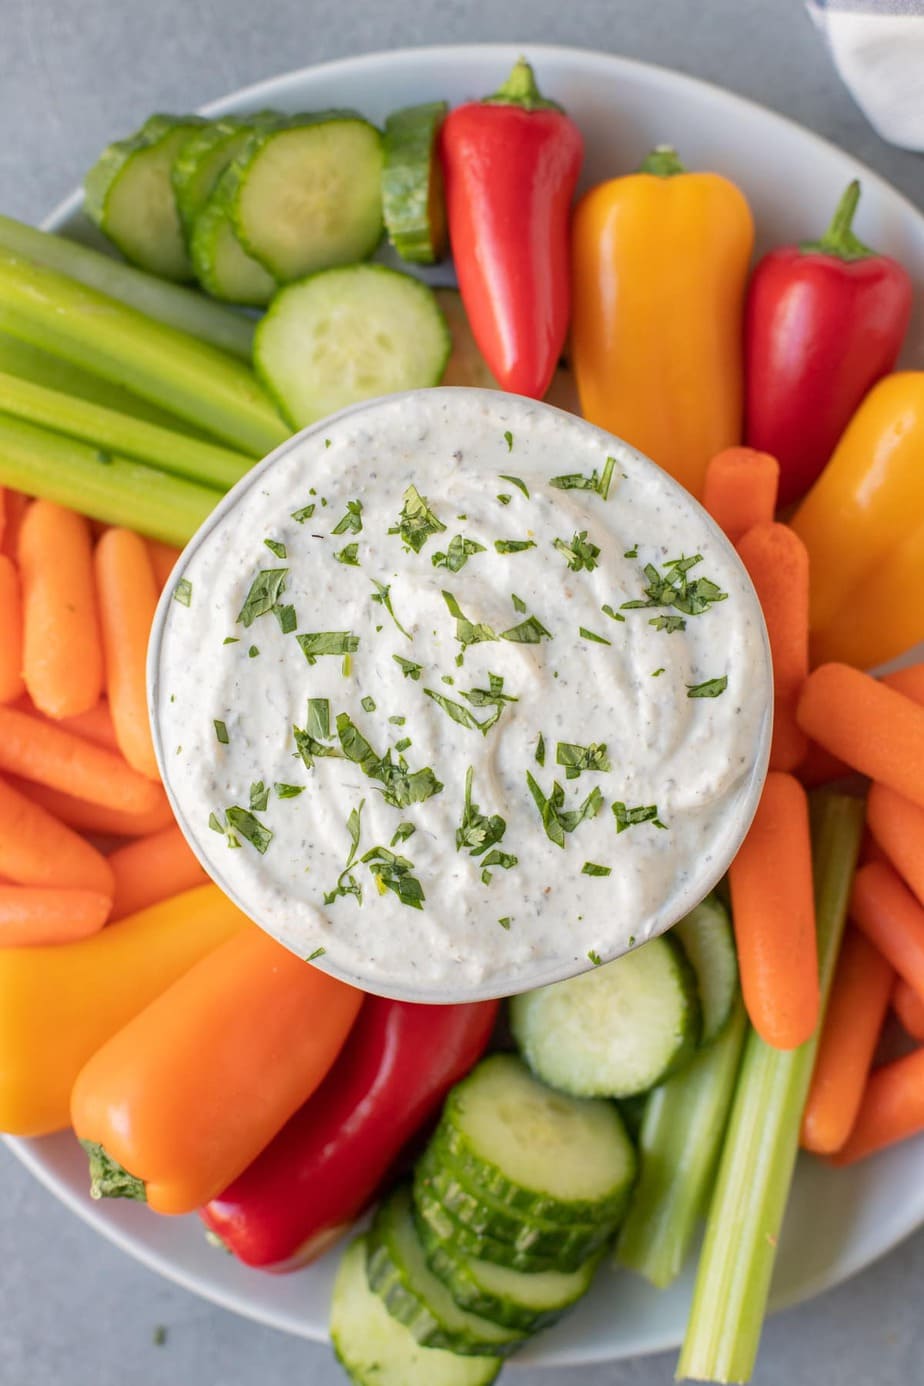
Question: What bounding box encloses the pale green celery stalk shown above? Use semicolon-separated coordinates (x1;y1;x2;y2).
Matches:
0;214;255;360
0;251;288;457
677;793;865;1384
0;413;221;546
617;996;747;1289
0;371;252;491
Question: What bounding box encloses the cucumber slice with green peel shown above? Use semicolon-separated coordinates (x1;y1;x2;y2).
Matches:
367;1187;524;1358
254;264;450;428
413;1180;588;1274
673;893;738;1046
511;937;702;1099
172;113;280;237
382;102;448;264
438;1054;637;1224
84;115;206;281
416;1212;599;1333
191;169;277;306
232;115;384;281
330;1237;501;1386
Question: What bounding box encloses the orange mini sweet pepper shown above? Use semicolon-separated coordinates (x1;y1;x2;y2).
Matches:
71;925;363;1215
571;146;754;499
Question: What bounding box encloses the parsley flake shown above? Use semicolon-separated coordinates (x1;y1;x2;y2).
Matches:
456;766;516;878
334;543;360;566
296;631;360;665
650;614;687;633
535;732;546;766
579;626;611;645
496;494;512;506
526;772;604;849
503;431;514;452
291;503;316;523
391;821;416;847
264;538;287;559
612;801;668;833
500;614;552;644
331;499;363;535
587;949;603;966
582;862;612;877
499;474;529;498
222;636;239;645
275;782;304;799
389;485;445;553
307;946;326;961
362;845;425;909
336;714;443;809
602;604;626;623
432;535;486;573
173;578;192;607
237;569;288;628
248;645;259;657
371;579;412;639
224;806;273;854
511;593;528;614
324;801;364;905
274;603;297;634
549;456;616;499
687;675;728;698
249;780;269;812
556;741;611;780
554;531;600;573
621;554;728;617
213;719;229;745
498;916;512;930
494;539;536;554
393;654;423;680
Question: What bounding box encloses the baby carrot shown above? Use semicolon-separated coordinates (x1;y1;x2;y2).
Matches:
728;771;818;1050
147;539;182;592
0;490;29;560
882;664;924;706
850;860;924;998
0;704;163;814
0;555;24;704
109;825;209;921
893;978;924;1042
0;776;114;895
9;775;173;839
702;446;780;544
17;499;103;718
866;782;924;908
830;1046;924;1166
0;886;111;946
737;522;809;772
16;693;119;752
800;927;893;1154
797;664;924;810
94;529;159;780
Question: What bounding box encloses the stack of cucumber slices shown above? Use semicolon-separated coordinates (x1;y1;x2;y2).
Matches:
332;896;738;1385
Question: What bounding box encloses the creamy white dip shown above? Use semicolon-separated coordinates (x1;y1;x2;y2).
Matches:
151;389;771;1001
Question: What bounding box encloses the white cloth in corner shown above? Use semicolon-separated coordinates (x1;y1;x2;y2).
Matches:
807;0;924;151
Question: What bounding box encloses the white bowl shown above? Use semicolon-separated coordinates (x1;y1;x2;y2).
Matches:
5;42;924;1370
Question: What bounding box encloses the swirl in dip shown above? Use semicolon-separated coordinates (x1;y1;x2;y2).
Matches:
151;389;770;1000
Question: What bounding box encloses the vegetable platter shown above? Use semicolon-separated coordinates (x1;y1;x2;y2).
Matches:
2;41;924;1378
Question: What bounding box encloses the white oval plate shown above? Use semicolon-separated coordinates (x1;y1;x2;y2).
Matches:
5;42;924;1370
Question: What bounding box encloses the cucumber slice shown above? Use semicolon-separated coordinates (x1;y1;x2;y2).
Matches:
190;168;277;307
413;1180;584;1274
416;1212;599;1333
673;893;738;1046
414;1142;609;1264
367;1187;524;1357
254;264;450;428
510;937;701;1099
172;115;275;237
84;115;205;281
439;1053;636;1224
232;115;384;281
382;102;448;264
331;1237;501;1386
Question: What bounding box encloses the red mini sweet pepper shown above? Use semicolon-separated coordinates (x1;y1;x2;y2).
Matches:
200;994;498;1270
745;180;912;508
440;57;583;399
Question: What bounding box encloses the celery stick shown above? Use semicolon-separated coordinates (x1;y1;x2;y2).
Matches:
0;371;252;491
0;251;288;457
677;793;865;1384
0;214;254;360
617;997;747;1289
0;413;220;546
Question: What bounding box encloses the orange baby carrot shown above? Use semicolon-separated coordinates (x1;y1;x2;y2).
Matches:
797;739;852;790
0;555;24;705
0;704;163;814
702;446;780;544
147;539;182;592
94;529;159;780
866;782;924;909
9;775;174;839
882;664;924;707
15;693;119;752
728;770;818;1050
0;886;111;946
893;978;924;1042
0;491;29;560
0;776;114;895
850;860;924;998
830;1046;924;1166
797;664;924;810
17;500;103;718
737;522;809;772
858;829;888;868
109;826;209;921
800;926;893;1154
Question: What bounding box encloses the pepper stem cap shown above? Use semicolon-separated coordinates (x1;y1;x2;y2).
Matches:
801;180;873;261
82;1139;147;1202
638;145;686;177
483;58;562;112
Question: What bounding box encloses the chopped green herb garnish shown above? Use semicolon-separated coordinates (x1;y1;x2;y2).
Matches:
336;714;443;809
307;947;326;961
391;821;416;847
249;780;269;812
499;475;529;497
331;499;363;535
274;603;297;634
503;431;514;453
173;578;192;607
264;538;287;559
624;544;638;559
371;579;411;639
442;590;497;651
525;772;604;849
291;502;316;523
550;457;616;499
224;806;273;854
208;809;239;849
275;782;304;799
324;801;364;905
499;614;552;644
394;737;412;753
306;698;330;741
587;949;603;966
498;916;512;930
536;732;546;766
248;645;259;657
579;626;611;645
213;719;229;745
650;614;687;633
556;741;611;780
424;688;481;732
496;494;512;506
334;542;360;566
601;604;626;623
431;535;486;573
456;766;514;867
293;725;341;769
511;592;527;614
361;845;425;909
361;695;377;713
582;862;612;877
237;569;288;627
426;672;517;736
222;636;238;645
296;631;360;665
389;715;406;726
612;801;667;833
687;675;728;698
389;485;445;553
393;654;423;681
494;538;536;554
621;554;728;617
652;667;665;677
554;531;601;573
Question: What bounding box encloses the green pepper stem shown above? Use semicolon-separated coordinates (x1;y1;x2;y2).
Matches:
82;1139;147;1203
483;58;562;112
638;145;686;177
801;180;873;261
